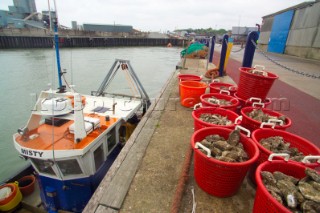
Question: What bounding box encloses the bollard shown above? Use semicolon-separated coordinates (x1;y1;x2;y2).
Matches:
209;35;215;63
242;31;259;68
218;34;228;76
206;36;216;71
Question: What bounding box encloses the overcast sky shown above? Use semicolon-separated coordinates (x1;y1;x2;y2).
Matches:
0;0;309;31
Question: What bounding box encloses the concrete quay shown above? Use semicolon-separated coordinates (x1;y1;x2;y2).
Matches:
84;48;320;213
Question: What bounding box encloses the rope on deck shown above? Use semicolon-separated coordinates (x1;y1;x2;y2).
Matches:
170;145;194;213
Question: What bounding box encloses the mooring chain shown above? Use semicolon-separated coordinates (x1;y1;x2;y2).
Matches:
250;39;320;79
231;46;245;53
215;40;244;52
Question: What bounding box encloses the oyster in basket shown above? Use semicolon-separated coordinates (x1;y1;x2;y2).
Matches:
261;168;320;212
227;129;240;146
298;182;320;203
199;113;233;126
261;171;277;186
305;167;320;183
301;200;320;213
274;171;299;185
247;109;286;124
207;97;231;106
198;129;248;162
259;136;306;163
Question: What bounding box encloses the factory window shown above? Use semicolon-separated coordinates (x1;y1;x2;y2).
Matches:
56;159;83;176
31;158;56;176
94;145;105;171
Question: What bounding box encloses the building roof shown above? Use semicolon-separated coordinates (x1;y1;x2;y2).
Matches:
262;0;319;18
83;23;133;33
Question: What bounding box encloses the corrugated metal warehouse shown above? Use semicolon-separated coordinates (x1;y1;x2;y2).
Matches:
83;24;133;33
259;0;320;60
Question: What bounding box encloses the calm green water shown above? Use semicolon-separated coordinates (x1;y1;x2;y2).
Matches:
0;47;181;182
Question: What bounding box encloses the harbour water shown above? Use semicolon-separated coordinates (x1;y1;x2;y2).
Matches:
0;47;181;183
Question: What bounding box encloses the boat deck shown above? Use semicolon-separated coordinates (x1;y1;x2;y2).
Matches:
15;115;117;151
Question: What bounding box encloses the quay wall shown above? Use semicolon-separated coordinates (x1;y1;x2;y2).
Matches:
0;36;184;48
0;28;184;48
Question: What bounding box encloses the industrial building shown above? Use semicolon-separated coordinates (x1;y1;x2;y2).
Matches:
259;0;320;60
231;26;258;43
0;0;49;29
83;24;133;33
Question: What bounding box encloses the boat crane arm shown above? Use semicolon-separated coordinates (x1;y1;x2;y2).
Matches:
92;59;151;111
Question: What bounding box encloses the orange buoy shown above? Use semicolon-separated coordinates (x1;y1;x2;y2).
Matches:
67;95;86;107
0;182;22;211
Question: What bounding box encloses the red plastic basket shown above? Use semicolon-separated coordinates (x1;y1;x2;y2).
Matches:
191;127;259;197
234;93;272;108
178;74;202;82
253;159;319;213
249;128;320;184
192;107;241;131
180;81;207;108
209;82;237;96
237;67;278;100
240;106;292;132
234;93;272;114
200;93;239;112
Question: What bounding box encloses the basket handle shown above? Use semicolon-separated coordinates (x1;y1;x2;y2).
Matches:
229;86;237;90
235;125;251;137
195;142;211;158
249;97;262;103
260;122;275;129
254;65;265;71
235;116;242;124
193;103;202;111
268;119;284;126
220;89;230;95
301;156;320;164
252;102;265;108
268;153;290;162
212;79;220;83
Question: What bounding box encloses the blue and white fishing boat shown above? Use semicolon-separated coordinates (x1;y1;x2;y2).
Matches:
11;18;150;212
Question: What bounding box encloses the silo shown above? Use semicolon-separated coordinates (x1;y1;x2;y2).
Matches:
72;21;78;30
13;0;37;14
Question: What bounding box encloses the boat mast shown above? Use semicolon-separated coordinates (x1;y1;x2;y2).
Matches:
53;18;65;92
53;0;59;28
47;0;52;32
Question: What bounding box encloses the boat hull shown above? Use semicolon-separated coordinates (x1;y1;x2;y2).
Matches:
38;144;122;212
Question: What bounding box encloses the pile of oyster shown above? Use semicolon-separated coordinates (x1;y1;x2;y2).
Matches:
248;69;267;76
247;109;286;124
261;168;320;212
198;129;249;162
206;97;231;106
260;136;305;162
199;113;233;126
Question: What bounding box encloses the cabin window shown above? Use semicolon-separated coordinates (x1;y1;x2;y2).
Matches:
94;145;104;171
56;159;82;176
107;128;116;153
31;158;55;176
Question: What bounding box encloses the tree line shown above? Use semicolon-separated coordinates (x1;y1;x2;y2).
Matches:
175;28;228;36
